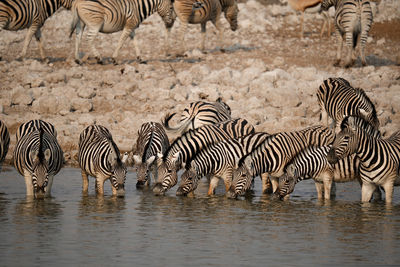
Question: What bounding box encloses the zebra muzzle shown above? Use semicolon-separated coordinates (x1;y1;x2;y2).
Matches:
152;183;166;196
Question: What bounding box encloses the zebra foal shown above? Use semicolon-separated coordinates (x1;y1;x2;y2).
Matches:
78;125;128;197
173;0;238;54
321;0;373;67
70;0;175;64
0;0;73;61
132;122;170;188
13;120;63;198
0;120;10;171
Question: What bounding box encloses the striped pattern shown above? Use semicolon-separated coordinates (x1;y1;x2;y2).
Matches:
321;0;373;67
328;116;400;203
78;125;127;196
278;145;360;199
0;0;73;60
70;0;175;64
133;122;170;188
176;132;270;196
0;120;10;171
317;77;379;132
162;98;231;135
230;125;335;197
13;120;63;198
153;118;255;195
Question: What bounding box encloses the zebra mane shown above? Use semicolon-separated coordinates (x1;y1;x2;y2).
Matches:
142;131;155;163
353;87;377;118
340;116;380;137
36;127;46;163
162;127;198;161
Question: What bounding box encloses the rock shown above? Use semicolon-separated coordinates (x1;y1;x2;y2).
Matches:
11;86;33;106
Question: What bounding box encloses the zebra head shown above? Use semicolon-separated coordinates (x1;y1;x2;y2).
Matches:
158;0;176;29
321;0;336;11
176;168;199;196
224;2;239;31
134;154;156;189
109;152;127;197
30;148;51;199
230;156;254;198
277;172;297;200
153;152;180;195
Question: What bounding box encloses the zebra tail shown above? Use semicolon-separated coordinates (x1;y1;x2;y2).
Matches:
163;112;196;134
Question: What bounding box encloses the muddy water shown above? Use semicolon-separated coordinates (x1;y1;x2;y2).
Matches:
0;167;399;266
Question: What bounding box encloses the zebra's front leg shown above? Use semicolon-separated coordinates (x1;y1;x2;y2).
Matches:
213;18;224;51
95;176;107;196
200;23;207;51
45;174;55;197
86;26;103;64
261;173;272;194
178;22;188;56
23;170;34;196
333;32;344;67
361;181;376;203
314;182;324;199
34;28;47;62
164;27;172;57
207;176;219;196
112;27;136;64
18;25;38;61
74;21;85;64
81;170;89;194
270;176;279;193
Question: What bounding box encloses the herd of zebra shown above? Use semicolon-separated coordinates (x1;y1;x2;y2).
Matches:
1;0;374;67
0;77;399;203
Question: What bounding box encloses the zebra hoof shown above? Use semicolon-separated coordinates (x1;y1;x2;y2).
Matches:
111;58;118;65
75;59;83;65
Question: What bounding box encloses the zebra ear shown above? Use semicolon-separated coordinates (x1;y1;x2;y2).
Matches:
146;155;156;165
133;155;141;165
44;149;51;162
121;152;129;164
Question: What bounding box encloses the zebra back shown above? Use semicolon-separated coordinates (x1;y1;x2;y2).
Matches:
16;119;57;141
0;120;10;168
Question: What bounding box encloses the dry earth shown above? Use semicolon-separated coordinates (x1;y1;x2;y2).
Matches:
0;0;399;167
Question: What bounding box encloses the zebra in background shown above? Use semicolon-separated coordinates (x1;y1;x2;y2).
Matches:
162;98;231;135
321;0;373;67
176;132;270;197
229;125;335;198
0;0;74;61
70;0;175;64
173;0;238;54
153;118;254;195
0;120;10;171
328;116;400;203
317;77;379;132
13;120;63;198
132;122;170;189
78;125;128;197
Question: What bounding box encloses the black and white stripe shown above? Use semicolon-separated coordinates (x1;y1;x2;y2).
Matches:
317;77;379;132
153;118;254;195
78;125;128;196
321;0;373;67
176;132;270;196
132;122;170;188
70;0;175;64
13;120;63;198
0;0;74;60
0;120;10;171
162;98;231;135
328;116;400;203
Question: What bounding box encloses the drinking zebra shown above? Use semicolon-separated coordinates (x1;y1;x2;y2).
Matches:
132;122;170;189
0;0;74;61
163;98;231;135
173;0;238;54
153;118;254;195
328;116;400;204
0;120;10;171
317;77;379;132
321;0;373;67
229;125;335;198
176;132;270;197
78;125;128;197
70;0;175;64
13;120;64;198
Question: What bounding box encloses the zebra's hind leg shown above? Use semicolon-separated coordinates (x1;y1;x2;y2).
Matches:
343;31;355;68
333;32;344;67
112;27;137;64
361;181;376;203
24;170;34;196
45;174;54;197
81;170;89;194
207;176;219;196
18;25;38;61
314;182;324;199
261;173;273;194
95;176;107;196
200;22;207;51
177;22;188;56
34;29;47;62
86;26;103;64
74;21;85;64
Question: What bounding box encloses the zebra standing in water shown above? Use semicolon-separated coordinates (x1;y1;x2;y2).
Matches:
13;120;63;198
321;0;373;67
328;116;400;204
173;0;238;54
229;125;335;198
0;120;10;171
0;0;74;61
176;132;270;197
317;77;379;132
70;0;175;64
153;118;254;195
78;125;128;197
163;98;231;136
132;122;170;189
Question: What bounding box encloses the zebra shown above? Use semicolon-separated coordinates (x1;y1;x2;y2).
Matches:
78;125;128;197
173;0;238;54
321;0;373;67
317;77;379;133
153;118;254;195
0;120;10;171
13;120;64;198
327;116;400;204
69;0;175;64
162;98;231;135
229;125;335;198
0;0;74;61
132;122;170;189
176;132;270;197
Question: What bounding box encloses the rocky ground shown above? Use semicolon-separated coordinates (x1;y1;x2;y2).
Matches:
0;0;399;167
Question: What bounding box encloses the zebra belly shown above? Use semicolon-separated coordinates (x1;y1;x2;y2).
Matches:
100;22;125;33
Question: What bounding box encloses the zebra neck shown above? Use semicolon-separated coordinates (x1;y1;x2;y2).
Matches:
356;133;379;168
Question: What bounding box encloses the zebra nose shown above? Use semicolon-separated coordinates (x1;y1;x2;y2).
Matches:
136;180;146;189
152;183;165;196
226;186;237;199
176;187;186;196
327;149;338;164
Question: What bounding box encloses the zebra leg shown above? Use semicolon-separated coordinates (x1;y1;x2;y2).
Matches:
359;24;371;66
112;28;134;64
95;177;107;196
18;25;39;61
207;176;219;196
382;180;395;204
23;170;34;196
333;32;344;67
164;27;171;56
200;23;207;51
81;170;89;193
322;174;333;200
86;26;103;64
178;22;188;56
261;173;273;194
343;31;354;68
213;18;223;51
34;29;46;62
45;174;54;197
74;21;85;64
361;182;376;202
314;182;324;199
